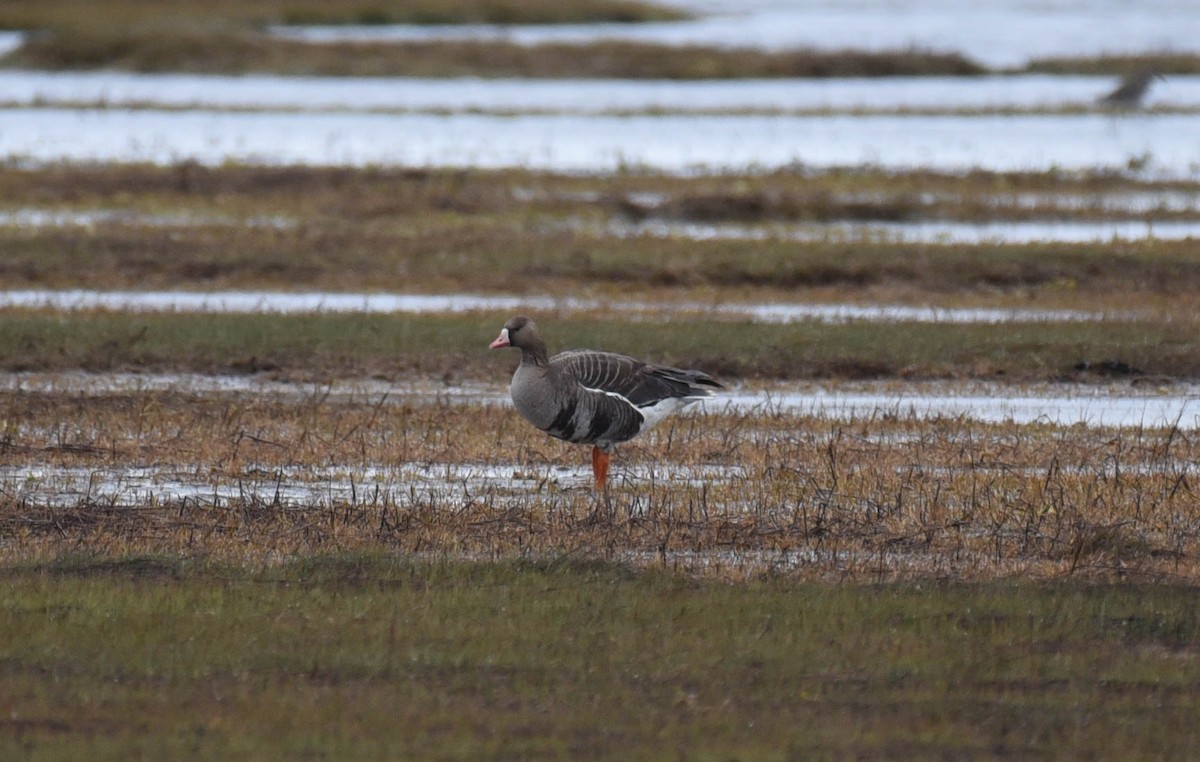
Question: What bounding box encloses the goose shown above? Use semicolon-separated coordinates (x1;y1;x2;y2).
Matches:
489;316;723;490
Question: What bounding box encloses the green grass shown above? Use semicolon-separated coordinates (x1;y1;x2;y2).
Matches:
1;555;1198;759
0;310;1196;381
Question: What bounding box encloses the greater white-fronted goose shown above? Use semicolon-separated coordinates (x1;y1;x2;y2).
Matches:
489;316;723;490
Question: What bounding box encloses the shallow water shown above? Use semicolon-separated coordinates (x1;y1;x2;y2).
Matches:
717;386;1200;430
2;107;1196;176
6;191;1197;245
0;370;419;401
1002;191;1200;215
4;200;1195;245
0;207;290;230
0;31;22;58
5;447;1197;511
272;0;1200;69
1;0;1195;70
609;218;1200;245
0;461;746;508
4;71;1200;113
3;372;1197;430
0;289;1122;324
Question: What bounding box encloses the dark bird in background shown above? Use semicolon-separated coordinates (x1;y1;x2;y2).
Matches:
1097;69;1164;108
490;316;722;490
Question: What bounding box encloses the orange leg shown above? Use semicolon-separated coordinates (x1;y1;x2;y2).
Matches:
591;446;610;491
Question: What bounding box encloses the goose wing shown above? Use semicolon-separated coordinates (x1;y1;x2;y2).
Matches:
552;350;722;407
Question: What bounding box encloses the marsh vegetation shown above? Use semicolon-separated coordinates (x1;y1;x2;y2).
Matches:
2;164;1199;381
2;0;1199;753
2;0;1197;78
3;380;1200;756
1;385;1198;581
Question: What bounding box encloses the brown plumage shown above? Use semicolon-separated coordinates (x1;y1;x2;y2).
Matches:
489;316;722;489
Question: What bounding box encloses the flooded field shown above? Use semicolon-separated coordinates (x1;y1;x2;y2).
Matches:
3;104;1197;176
3;2;1200;755
5;371;1197;428
0;289;1128;323
606;216;1200;244
0;0;1196;577
273;0;1200;68
5;71;1200;114
1;370;1198;580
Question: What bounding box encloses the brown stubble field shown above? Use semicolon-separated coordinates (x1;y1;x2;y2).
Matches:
2;384;1198;583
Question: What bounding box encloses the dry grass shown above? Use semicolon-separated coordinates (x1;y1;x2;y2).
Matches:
8;163;1196;227
1026;53;1200;76
2;0;1197;79
3;3;1198;78
2;387;1197;582
0;0;685;31
0;0;985;79
1;164;1198;309
2;164;1200;382
8;222;1200;299
2;163;1193;211
6;32;988;78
